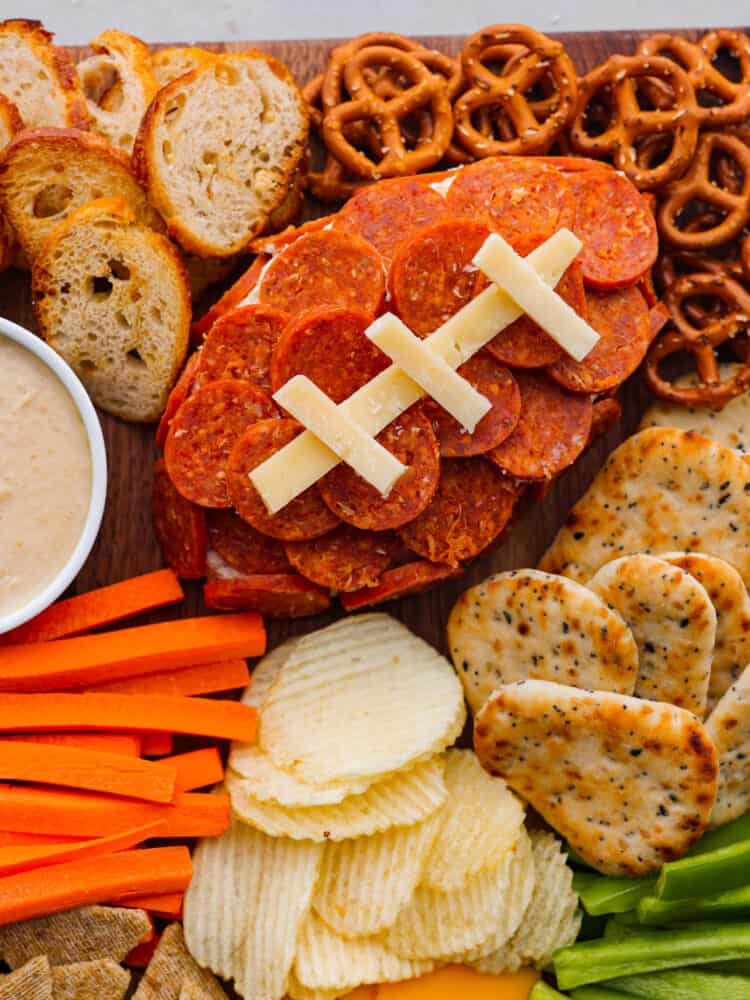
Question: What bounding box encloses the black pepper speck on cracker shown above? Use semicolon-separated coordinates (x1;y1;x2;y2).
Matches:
705;664;750;828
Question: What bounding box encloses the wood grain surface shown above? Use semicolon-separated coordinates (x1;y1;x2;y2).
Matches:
0;27;717;659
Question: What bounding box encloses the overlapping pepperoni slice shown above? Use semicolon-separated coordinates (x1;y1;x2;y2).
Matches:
488;371;593;480
156;351;201;449
152;458;207;579
165;380;279;508
196;305;289;391
207;509;291;574
340;560;462;611
226;418;340;541
399;457;520;565
319;407;440;531
204;574;331;618
284;524;399;592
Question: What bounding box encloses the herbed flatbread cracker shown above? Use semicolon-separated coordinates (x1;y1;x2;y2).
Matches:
587;554;715;717
660;551;750;713
705;665;750;828
448;569;638;715
0;955;52;1000
51;960;130;1000
475;680;718;876
539;428;750;586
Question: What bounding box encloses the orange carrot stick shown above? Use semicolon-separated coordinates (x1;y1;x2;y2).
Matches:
0;570;184;645
0;831;86;847
125;934;160;968
0;820;166;877
0;693;257;742
165;748;224;792
84;658;250;697
0;785;230;838
141;732;174;757
0;613;265;691
0;845;192;925
0;732;142;756
114;891;183;919
0;741;178;803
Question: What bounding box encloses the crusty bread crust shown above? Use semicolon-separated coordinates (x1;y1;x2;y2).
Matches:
0;94;23;272
32;196;190;423
150;46;218;88
134;51;309;257
0;127;163;262
0;20;89;129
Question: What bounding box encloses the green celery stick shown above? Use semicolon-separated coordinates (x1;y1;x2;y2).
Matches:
569;990;632;1000
656;839;750;900
575;874;657;916
553;923;750;990
703;959;750;975
531;983;571;1000
604;913;641;940
640;884;750;925
690;811;750;855
608;968;750;999
578;911;608;941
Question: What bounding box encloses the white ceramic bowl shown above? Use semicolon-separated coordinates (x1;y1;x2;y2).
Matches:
0;317;107;635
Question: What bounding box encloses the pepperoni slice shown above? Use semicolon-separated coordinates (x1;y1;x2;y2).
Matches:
588;397;622;446
190;253;269;341
284;524;398;592
319;408;440;531
446;159;575;242
152;459;207;579
489;371;593;480
260;230;385;318
340;560;462;611
334;178;452;262
270;308;389;403
207;509;290;574
250;215;337;256
226;418;340;541
204;574;331;618
423;354;520;457
155;351;201;449
389;219;491;336
399;457;519;565
547;286;652;395
195;305;289;391
568;171;658;289
165;380;279;508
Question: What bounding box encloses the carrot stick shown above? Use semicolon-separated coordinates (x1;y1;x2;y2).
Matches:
0;820;166;877
0;613;265;691
0;741;178;803
0;831;86;846
125;934;160;968
0;693;257;742
166;748;224;792
0;784;230;838
141;732;174;757
114;891;183;919
0;732;142;756
0;845;192;925
83;658;250;697
0;570;184;645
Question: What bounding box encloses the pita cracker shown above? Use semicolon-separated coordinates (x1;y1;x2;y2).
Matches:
448;569;638;714
640;364;750;455
587;554;715;717
0;956;52;1000
705;665;750;828
0;905;150;969
475;680;718;876
660;551;750;713
51;960;130;1000
133;923;227;1000
539;428;750;586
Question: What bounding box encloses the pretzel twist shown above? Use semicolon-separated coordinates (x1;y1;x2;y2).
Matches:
303;73;368;202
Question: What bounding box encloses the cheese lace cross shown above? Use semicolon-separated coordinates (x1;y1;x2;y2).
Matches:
254;229;599;513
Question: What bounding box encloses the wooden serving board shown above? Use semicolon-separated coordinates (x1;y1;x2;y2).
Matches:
0;26;723;657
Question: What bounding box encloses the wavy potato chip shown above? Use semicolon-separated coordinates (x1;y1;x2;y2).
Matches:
259;615;466;784
448;570;638;714
313;811;443;938
243;637;299;711
295;913;433;992
184;820;322;999
587;554;715;717
228;757;447;841
474;831;581;974
286;972;342;1000
706;666;750;828
227;750;376;808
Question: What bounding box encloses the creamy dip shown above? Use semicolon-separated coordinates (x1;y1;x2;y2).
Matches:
0;336;91;618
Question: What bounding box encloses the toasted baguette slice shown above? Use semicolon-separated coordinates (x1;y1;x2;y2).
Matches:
78;30;158;152
134;52;308;256
33;197;190;422
0;95;23;272
0;19;89;129
0;127;163;261
151;46;218;87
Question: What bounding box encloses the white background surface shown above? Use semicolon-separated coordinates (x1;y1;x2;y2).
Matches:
6;0;749;46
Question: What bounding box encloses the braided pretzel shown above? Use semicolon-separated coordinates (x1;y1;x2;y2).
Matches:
322;45;453;179
658;132;750;250
453;24;578;157
570;54;699;190
302;73;368;202
644;272;750;408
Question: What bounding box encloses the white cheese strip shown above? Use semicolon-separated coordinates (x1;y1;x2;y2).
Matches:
271;375;407;496
474;231;599;362
251;230;579;513
366;314;491;432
